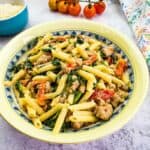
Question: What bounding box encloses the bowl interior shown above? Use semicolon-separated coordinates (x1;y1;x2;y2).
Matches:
4;30;134;132
0;0;25;5
0;0;26;21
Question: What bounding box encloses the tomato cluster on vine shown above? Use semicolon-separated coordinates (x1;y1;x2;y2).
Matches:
48;0;106;19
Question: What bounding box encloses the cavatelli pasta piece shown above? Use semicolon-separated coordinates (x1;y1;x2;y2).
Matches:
39;103;64;122
4;70;26;86
53;105;68;134
69;101;96;111
52;49;75;63
44;74;68;99
32;118;43;129
69;115;97;123
33;63;56;74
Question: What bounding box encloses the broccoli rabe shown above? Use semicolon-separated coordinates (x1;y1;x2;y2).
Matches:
24;60;33;69
43;111;60;128
42;45;54;52
15;81;24;97
13;64;24;73
73;91;83;104
76;36;84;44
52;58;61;66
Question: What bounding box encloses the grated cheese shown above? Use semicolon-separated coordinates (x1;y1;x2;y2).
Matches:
0;3;23;19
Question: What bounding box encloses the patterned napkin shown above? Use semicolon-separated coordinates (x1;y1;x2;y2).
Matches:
108;0;150;67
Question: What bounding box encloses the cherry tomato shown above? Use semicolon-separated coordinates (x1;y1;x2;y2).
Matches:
83;4;96;19
83;54;97;65
48;0;58;11
37;82;46;106
68;3;81;16
58;1;69;14
115;59;127;76
94;1;106;14
67;62;77;70
90;89;114;101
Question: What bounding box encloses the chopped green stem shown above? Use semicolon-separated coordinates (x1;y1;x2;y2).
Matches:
73;91;83;104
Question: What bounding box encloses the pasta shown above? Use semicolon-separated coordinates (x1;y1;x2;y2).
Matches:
29;51;43;62
44;74;67;99
26;106;37;118
33;63;56;74
21;97;44;115
69;101;96;111
39;103;63;122
69;115;98;123
79;90;94;103
77;70;96;91
4;33;132;133
94;65;114;75
46;71;57;82
52;49;74;63
51;96;61;106
83;65;112;83
32;118;43;129
53;106;68;134
67;94;74;104
76;46;88;59
73;110;94;116
4;70;26;86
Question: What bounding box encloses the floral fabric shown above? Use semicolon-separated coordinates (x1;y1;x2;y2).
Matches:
108;0;150;66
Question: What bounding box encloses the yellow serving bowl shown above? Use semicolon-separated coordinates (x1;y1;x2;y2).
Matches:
0;19;149;144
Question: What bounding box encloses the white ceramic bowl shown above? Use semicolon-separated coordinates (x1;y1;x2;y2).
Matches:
0;19;149;143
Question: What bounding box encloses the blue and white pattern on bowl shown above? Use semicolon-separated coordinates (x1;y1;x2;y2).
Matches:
4;30;134;132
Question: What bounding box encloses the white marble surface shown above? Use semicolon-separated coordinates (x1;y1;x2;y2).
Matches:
0;0;150;149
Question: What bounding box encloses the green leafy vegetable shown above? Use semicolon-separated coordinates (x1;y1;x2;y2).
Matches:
76;36;84;44
67;71;77;87
51;82;58;92
74;42;77;48
42;46;53;52
13;64;24;73
13;60;33;73
24;60;33;70
85;47;89;51
52;58;61;66
92;62;97;66
15;81;24;97
67;74;72;86
62;122;71;132
100;51;106;59
73;91;83;104
77;75;86;85
71;34;76;38
43;111;60;128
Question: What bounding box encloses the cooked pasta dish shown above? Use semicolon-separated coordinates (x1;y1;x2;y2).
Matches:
4;33;132;133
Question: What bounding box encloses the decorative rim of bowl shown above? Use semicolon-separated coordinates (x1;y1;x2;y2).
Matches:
0;19;149;144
